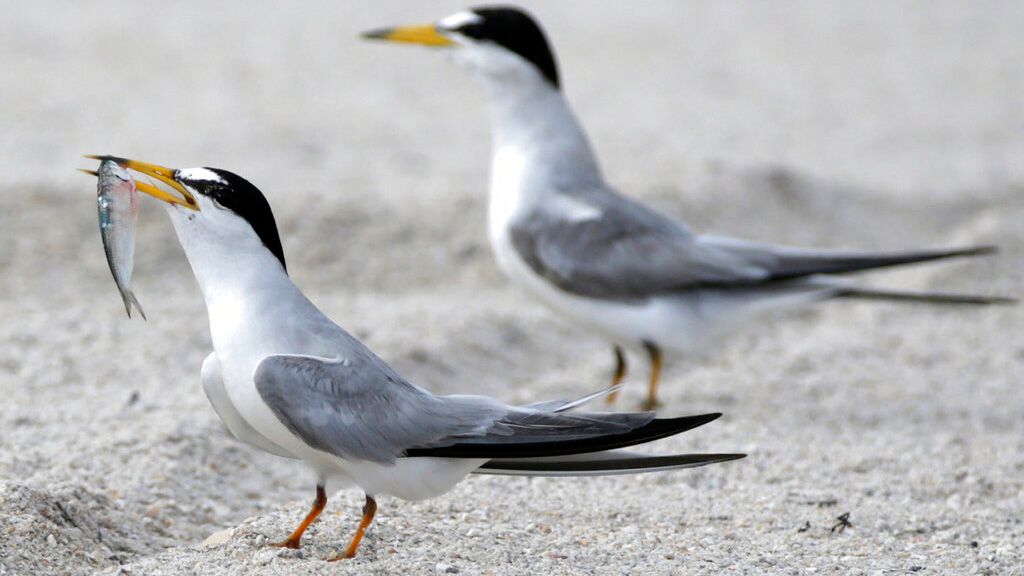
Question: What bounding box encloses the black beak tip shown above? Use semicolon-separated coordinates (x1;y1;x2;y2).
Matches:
84;154;130;166
360;28;392;40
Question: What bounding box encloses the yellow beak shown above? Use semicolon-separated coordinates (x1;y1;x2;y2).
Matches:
361;24;455;47
83;155;199;210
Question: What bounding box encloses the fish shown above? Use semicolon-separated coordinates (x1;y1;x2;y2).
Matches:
90;159;146;320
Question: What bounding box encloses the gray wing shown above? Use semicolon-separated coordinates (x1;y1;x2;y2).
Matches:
254;354;652;465
511;188;993;300
510;191;769;299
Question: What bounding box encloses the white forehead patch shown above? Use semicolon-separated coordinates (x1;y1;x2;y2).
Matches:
177;167;225;184
439;10;482;30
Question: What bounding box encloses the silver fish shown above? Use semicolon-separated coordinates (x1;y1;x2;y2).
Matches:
94;159;146;320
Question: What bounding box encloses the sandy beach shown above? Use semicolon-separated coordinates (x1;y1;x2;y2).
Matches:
1;1;1022;574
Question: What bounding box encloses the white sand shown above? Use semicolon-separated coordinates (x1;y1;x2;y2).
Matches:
1;1;1022;574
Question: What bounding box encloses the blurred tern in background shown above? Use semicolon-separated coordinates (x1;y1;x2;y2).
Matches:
363;6;1015;409
82;156;743;560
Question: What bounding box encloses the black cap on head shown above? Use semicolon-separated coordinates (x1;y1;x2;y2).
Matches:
184;169;287;272
458;6;559;88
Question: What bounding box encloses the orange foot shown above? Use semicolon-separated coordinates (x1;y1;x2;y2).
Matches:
326;550;358;562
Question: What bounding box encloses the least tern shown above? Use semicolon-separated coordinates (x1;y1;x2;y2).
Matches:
363;6;1014;409
83;156;743;560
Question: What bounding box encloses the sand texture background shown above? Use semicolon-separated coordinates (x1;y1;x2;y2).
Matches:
1;1;1022;574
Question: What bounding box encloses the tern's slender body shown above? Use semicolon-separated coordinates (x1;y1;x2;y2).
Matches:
365;6;1013;409
85;156;742;560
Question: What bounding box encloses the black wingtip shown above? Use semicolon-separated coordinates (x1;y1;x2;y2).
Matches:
901;244;999;260
765;244;1006;284
406;412;725;459
961;245;998;257
681;412;722;426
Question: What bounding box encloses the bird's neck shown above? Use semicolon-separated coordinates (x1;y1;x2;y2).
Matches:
171;222;324;360
482;77;604;190
480;76;605;238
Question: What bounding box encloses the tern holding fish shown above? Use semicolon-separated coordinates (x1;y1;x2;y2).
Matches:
80;156;743;560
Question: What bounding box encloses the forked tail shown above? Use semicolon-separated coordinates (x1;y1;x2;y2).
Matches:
475;451;745;477
121;290;148;321
834;287;1016;305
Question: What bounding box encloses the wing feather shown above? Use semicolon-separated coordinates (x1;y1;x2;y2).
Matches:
510;188;995;300
254;354;659;465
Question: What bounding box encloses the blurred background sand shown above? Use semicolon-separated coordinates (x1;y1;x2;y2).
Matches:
0;1;1021;574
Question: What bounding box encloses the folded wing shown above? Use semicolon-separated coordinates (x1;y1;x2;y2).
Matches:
254;354;716;465
511;188;995;300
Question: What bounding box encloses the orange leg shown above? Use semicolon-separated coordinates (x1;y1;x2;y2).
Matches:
642;342;663;411
603;346;628;405
329;494;377;561
270;485;326;549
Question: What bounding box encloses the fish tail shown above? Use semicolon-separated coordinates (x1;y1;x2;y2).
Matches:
123;290;147;321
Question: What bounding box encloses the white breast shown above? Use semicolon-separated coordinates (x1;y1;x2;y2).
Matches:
200;352;296;458
488;145;526;237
